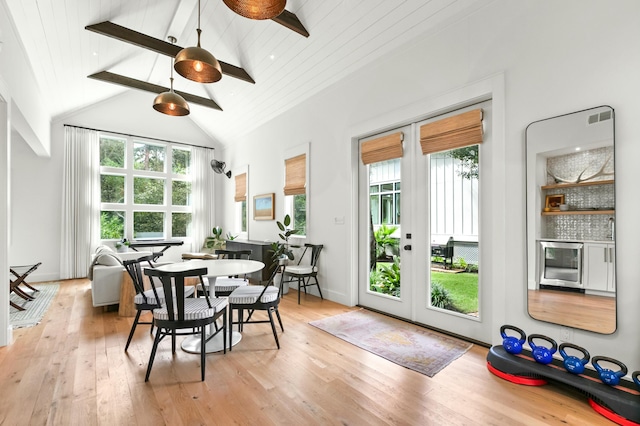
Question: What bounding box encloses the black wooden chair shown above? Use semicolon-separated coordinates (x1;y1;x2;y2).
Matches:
227;263;285;350
197;249;252;297
9;263;42;311
144;266;227;382
122;254;195;352
282;244;323;304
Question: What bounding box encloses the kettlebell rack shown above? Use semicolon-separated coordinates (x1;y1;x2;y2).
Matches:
487;345;640;425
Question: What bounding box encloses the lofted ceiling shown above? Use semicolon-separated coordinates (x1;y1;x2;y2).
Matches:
4;0;484;146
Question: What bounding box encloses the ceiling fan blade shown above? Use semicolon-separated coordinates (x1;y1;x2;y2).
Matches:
271;10;309;38
85;21;255;84
88;71;223;111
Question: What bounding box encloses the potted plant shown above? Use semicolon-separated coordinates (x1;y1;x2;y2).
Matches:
269;215;298;294
202;226;237;252
115;238;130;253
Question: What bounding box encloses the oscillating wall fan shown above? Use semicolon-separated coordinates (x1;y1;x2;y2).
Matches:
211;159;232;178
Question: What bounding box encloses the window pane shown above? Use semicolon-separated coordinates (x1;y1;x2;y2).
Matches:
381;183;394;191
369;185;379;194
101;174;125;203
100;210;125;239
241;201;247;232
293;194;306;235
395;182;401;190
381;194;394;224
133;142;165;172
370;195;379;224
100;137;125;168
172;213;192;237
172;148;191;175
172;180;191;206
395;192;401;224
134;212;164;238
134;177;165;205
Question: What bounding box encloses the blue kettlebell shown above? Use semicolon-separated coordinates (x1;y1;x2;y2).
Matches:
632;371;640;390
527;334;557;365
500;325;526;355
559;343;590;374
591;356;628;386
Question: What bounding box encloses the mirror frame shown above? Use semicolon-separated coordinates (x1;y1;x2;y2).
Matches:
525;105;616;334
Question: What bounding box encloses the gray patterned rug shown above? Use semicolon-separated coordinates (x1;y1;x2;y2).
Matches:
310;309;472;377
10;282;59;328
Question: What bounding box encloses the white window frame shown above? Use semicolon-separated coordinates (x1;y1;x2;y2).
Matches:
283;142;309;239
234;164;249;239
98;133;193;244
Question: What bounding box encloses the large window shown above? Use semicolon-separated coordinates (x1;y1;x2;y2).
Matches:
284;149;308;236
369;159;401;225
99;135;193;242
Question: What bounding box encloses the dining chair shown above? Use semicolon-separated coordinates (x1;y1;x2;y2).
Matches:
9;263;42;310
197;249;252;297
144;266;227;382
122;254;195;352
227;263;285;350
282;244;323;304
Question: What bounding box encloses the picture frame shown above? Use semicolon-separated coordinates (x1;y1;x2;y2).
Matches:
254;193;275;220
545;194;565;210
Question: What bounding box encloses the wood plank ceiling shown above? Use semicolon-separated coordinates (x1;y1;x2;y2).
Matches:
4;0;484;145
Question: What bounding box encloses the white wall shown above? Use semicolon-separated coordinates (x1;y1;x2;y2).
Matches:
218;0;640;364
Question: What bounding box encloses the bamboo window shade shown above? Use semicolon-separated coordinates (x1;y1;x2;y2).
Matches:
234;173;247;202
420;109;483;155
284;154;306;196
360;132;404;165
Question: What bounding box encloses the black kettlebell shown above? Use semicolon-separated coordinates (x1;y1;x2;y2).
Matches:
632;371;640;390
500;325;526;355
591;356;628;386
559;343;590;375
527;334;557;365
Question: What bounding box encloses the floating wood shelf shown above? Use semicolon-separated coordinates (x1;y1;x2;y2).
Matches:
541;179;614;190
541;209;614;216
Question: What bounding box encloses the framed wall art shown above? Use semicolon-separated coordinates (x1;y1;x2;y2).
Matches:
254;193;275;220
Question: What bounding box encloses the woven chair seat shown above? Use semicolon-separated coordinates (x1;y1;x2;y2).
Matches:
134;285;195;305
154;297;227;321
228;285;279;304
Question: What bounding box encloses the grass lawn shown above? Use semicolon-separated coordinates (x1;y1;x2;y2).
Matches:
431;271;478;314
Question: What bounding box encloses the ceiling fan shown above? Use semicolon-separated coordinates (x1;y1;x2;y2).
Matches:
211;159;232;178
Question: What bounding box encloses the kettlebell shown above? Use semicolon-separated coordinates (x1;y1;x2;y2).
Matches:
559;343;590;375
527;334;557;365
591;356;628;386
632;371;640;390
500;325;526;355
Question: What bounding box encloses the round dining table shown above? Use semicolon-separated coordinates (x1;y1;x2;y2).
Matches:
151;258;265;354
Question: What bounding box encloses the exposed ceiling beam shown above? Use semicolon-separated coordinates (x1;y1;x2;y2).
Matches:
88;71;223;111
271;10;309;38
85;21;255;84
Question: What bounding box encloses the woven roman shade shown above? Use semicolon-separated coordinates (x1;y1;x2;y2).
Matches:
234;173;247;202
420;109;483;155
284;154;306;196
360;132;404;165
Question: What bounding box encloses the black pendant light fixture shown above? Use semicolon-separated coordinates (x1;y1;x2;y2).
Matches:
174;0;222;83
153;36;190;116
223;0;286;20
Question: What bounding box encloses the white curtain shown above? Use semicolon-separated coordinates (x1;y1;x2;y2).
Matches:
191;146;216;251
60;126;99;279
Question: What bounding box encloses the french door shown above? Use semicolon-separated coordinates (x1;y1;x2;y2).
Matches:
358;101;493;344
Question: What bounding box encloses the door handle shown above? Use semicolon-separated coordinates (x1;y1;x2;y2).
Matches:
403;245;412;251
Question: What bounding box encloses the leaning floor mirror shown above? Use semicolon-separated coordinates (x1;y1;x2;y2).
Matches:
525;105;616;334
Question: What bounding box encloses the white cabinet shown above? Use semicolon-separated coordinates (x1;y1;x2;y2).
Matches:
584;243;615;293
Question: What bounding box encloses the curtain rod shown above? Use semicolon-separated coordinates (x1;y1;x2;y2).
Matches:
63;124;215;150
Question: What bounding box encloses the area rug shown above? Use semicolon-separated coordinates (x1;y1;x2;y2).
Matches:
9;282;59;328
309;309;472;377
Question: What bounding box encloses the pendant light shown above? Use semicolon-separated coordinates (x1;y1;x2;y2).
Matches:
174;0;222;83
223;0;286;20
153;37;190;116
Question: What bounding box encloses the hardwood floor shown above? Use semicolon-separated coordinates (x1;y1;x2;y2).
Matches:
1;279;613;425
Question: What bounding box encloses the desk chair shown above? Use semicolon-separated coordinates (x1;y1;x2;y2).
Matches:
282;244;323;304
228;263;285;350
144;267;227;382
122;254;195;352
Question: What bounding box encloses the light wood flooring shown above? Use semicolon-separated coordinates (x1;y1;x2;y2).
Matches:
0;279;614;425
528;289;616;334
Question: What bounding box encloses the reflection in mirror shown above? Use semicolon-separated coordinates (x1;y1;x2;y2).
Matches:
526;106;616;334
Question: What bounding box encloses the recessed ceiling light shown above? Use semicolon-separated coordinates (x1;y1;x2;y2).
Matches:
575;147;581;151
270;54;275;60
92;51;98;56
